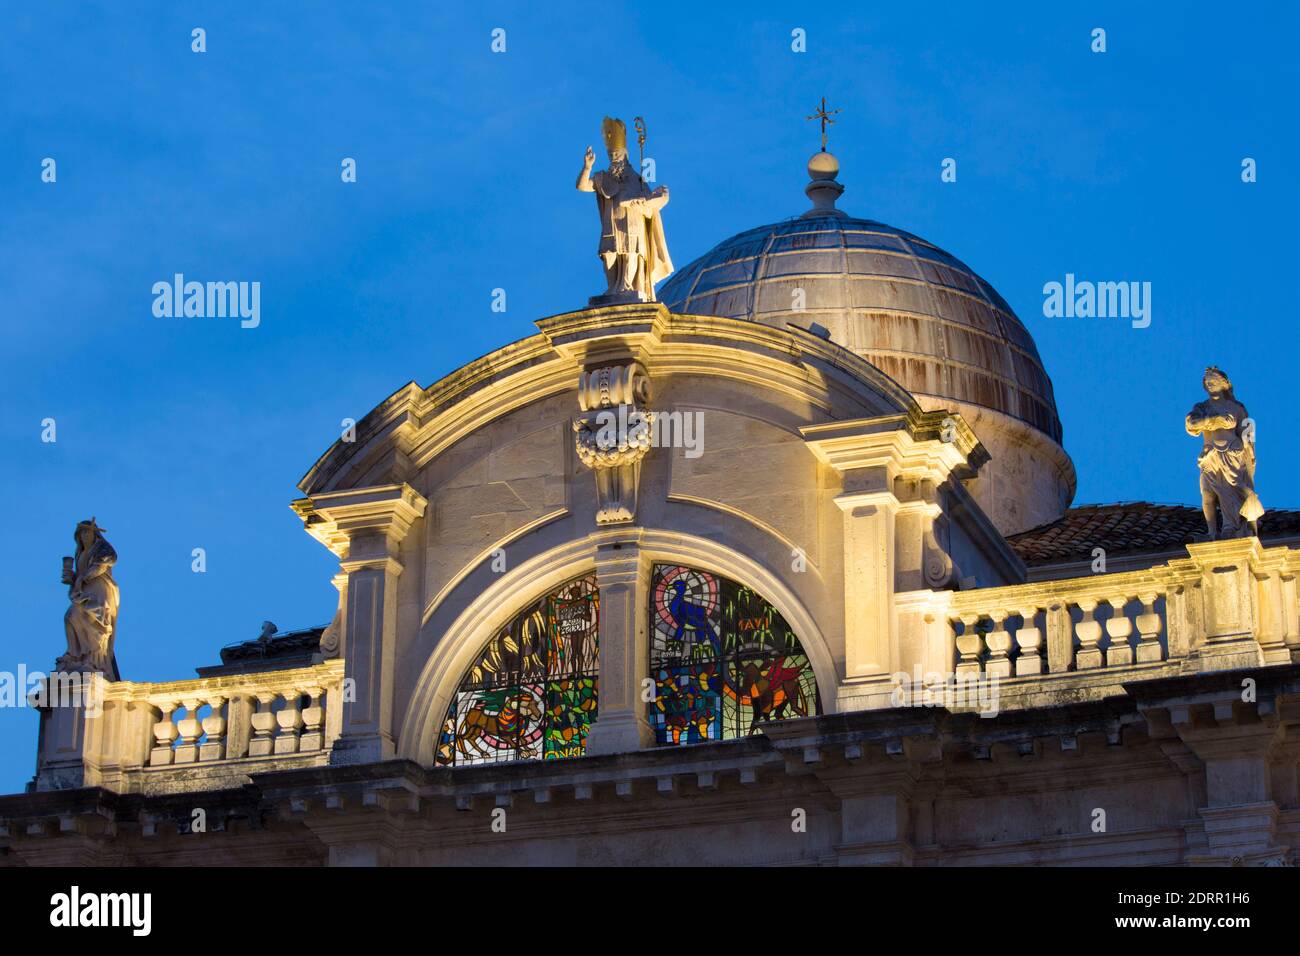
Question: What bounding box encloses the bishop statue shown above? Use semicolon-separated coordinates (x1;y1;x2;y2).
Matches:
576;116;673;303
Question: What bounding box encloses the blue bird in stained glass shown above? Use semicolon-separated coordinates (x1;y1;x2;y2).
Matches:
668;580;720;658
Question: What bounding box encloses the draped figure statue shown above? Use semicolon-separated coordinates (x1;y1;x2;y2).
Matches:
59;518;121;679
1185;367;1264;540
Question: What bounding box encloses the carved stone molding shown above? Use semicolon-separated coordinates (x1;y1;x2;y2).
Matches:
573;361;653;524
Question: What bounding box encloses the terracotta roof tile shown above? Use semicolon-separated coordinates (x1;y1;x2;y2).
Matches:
1007;502;1300;565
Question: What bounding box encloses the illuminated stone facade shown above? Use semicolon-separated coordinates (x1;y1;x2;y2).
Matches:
5;182;1300;867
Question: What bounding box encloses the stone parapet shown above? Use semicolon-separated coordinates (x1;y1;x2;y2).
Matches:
920;539;1300;714
30;660;345;796
9;667;1298;866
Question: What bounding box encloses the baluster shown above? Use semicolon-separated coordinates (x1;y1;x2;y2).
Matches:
150;701;179;766
199;695;227;761
1135;591;1164;663
174;698;203;764
1075;599;1103;669
1015;606;1043;676
1104;596;1134;667
248;692;278;757
954;613;984;677
299;686;324;752
983;609;1012;679
275;689;304;755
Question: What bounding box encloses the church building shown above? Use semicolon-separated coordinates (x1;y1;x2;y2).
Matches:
4;124;1300;868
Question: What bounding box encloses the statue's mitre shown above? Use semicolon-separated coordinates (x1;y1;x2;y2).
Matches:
602;116;627;153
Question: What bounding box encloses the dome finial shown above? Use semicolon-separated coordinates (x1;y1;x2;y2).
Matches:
802;98;846;218
805;96;840;152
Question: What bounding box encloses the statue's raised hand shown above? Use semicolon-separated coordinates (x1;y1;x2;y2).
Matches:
584;146;595;169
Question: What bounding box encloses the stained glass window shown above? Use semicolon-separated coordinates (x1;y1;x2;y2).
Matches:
434;567;817;766
648;564;820;744
435;576;598;766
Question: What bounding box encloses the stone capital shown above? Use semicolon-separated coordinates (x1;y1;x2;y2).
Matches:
537;302;669;371
292;483;427;558
591;527;646;583
834;488;900;514
339;555;406;578
801;410;984;485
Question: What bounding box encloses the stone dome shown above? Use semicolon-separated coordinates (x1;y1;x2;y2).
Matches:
657;154;1075;536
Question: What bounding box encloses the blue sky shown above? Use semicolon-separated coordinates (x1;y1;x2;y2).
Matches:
2;1;1296;792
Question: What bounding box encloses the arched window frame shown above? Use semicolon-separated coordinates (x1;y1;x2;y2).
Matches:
434;564;821;765
647;563;821;745
435;575;598;766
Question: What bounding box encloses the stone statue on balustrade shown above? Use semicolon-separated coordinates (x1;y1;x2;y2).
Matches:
1186;367;1263;540
58;517;121;679
575;116;673;304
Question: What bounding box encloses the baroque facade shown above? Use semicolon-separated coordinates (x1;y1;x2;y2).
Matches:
5;147;1300;867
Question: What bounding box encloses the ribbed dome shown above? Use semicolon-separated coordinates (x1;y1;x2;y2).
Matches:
657;214;1062;444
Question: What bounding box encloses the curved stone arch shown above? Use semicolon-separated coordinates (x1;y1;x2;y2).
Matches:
397;529;836;765
397;536;597;763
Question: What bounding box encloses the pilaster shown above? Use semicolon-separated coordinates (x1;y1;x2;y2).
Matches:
584;528;654;754
294;483;427;765
802;413;984;713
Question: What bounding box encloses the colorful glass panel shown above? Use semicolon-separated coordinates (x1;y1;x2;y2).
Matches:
650;663;723;744
436;576;598;766
649;564;820;744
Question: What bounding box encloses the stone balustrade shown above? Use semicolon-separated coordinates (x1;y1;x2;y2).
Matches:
950;583;1174;678
33;660;345;795
944;540;1300;707
147;679;333;767
32;540;1300;794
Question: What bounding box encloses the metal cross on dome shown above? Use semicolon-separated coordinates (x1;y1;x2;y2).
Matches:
805;97;841;152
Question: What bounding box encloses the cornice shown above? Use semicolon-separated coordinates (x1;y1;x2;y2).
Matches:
297;305;927;496
292;483;428;557
801;409;986;483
